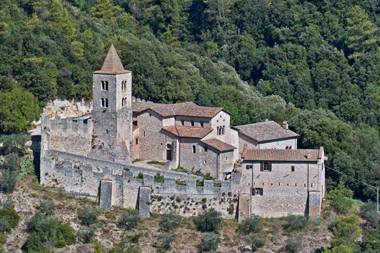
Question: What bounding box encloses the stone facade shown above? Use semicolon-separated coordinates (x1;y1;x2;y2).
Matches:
240;148;325;218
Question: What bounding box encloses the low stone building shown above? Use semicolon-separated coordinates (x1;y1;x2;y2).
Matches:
239;148;325;218
132;101;238;178
39;45;326;219
232;120;299;154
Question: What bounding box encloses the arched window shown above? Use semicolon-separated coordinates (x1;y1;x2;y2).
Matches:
192;145;196;153
217;126;220;135
222;126;225;134
122;98;124;107
105;98;109;108
101;98;105;107
105;81;108;90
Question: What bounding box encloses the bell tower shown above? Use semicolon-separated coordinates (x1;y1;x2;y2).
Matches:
91;44;133;162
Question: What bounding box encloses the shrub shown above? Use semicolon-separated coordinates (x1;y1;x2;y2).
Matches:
0;208;20;232
27;212;59;243
77;225;96;243
244;236;265;251
284;236;302;253
326;188;353;214
196;180;204;186
126;233;142;244
0;232;6;245
108;237;141;253
194;208;223;232
156;233;177;252
329;215;361;241
20;155;35;177
0;218;9;233
198;232;220;252
78;207;100;226
4;153;19;171
284;215;308;232
118;209;140;230
22;232;53;253
0;169;19;193
54;223;75;248
159;212;182;232
94;241;103;253
135;173;144;180
39;200;57;216
239;216;263;235
324;244;354;253
175;180;186;186
154;173;164;183
360;201;379;227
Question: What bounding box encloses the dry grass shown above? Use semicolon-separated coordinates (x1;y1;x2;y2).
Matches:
1;175;334;253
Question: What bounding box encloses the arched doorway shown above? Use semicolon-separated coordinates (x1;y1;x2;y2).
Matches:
166;144;172;161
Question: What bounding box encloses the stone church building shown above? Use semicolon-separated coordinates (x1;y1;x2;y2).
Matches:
40;45;326;219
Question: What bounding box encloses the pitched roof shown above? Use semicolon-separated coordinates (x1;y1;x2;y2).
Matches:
243;148;323;162
232;121;299;142
133;101;226;118
162;126;213;138
94;44;131;74
201;138;236;152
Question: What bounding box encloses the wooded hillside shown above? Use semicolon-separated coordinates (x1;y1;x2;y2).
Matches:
0;0;379;201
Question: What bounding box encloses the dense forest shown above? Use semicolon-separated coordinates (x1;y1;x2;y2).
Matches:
0;0;380;202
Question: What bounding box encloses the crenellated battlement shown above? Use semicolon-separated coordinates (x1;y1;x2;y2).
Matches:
40;150;240;217
43;115;93;135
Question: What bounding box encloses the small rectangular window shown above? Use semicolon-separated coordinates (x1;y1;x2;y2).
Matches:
252;188;263;196
136;138;139;145
204;146;208;152
291;166;295;172
192;145;196;153
246;165;252;170
260;162;272;172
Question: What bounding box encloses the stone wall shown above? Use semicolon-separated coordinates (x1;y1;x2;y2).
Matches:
179;139;219;177
41;115;93;156
137;110;175;161
40;150;240;217
175;116;211;128
240;160;324;218
258;138;297;149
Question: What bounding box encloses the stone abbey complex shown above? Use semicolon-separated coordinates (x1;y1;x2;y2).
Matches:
40;45;326;220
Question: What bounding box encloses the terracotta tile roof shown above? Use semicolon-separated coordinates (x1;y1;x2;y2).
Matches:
243;149;322;162
94;44;131;74
162;126;212;138
133;101;226;118
201;138;236;152
233;121;299;142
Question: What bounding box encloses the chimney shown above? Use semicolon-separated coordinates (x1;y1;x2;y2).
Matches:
282;121;288;130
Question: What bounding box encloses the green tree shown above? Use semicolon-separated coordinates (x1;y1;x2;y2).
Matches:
0;88;40;134
91;0;123;24
346;6;380;59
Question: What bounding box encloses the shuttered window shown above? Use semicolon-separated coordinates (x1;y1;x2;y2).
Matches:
260;162;272;172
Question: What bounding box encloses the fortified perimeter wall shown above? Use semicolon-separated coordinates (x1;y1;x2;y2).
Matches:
41;150;241;218
41;115;93;157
